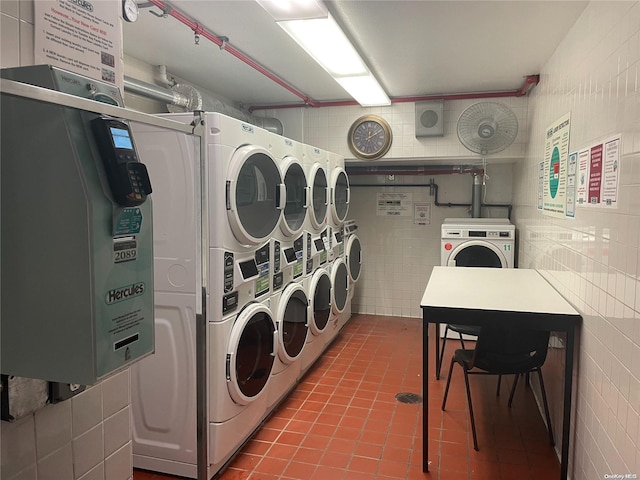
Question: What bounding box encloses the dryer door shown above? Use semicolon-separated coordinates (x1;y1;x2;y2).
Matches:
309;268;331;336
447;241;507;268
308;163;328;231
330;258;348;314
277;283;308;363
280;158;307;237
345;234;362;283
226;303;276;405
227;145;284;245
330;168;350;224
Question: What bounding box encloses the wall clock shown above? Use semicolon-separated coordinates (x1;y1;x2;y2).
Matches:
123;0;139;22
347;114;393;160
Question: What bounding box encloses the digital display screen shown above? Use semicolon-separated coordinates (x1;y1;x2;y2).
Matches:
314;239;325;251
239;259;259;279
284;248;297;263
110;127;133;150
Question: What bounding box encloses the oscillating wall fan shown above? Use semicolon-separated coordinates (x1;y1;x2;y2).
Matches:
457;102;518;156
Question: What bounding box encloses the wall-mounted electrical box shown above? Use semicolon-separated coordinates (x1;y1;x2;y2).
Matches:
1;65;155;385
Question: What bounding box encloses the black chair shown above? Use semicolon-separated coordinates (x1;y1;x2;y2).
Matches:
436;324;482;379
441;326;554;451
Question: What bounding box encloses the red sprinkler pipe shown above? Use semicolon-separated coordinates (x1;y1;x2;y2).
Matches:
147;0;318;107
146;0;539;111
248;75;540;111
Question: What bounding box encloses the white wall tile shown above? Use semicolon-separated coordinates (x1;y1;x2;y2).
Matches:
1;12;20;68
76;464;103;480
1;415;37;479
104;443;132;480
71;385;102;438
36;444;73;480
34;401;72;460
103;407;130;458
102;369;130;418
71;424;103;479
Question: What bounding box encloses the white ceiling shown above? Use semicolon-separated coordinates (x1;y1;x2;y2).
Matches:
123;1;588;108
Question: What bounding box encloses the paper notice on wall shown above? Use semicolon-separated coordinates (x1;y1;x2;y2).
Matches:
537;161;544;210
576;149;590;206
574;135;621;209
566;152;577;218
413;203;431;225
377;192;412;216
542;113;571;218
601;136;621;207
35;0;122;92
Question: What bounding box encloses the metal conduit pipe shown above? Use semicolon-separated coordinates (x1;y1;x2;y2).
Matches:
346;165;485;176
124;76;190;107
123;76;284;135
472;174;483;218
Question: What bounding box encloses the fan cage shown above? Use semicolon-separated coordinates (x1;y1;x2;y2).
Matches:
457;102;518;155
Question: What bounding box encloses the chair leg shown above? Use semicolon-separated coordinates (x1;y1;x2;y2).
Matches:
536;368;555;446
462;369;479;451
437;325;450;380
458;331;466;349
508;373;520;407
441;358;456;410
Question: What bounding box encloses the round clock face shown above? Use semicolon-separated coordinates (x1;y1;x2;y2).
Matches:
348;115;392;160
123;0;139;22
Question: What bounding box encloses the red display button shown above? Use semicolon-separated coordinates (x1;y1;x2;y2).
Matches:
444;243;452;251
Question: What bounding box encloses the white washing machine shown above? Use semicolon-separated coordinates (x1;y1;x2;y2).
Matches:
440;218;515;340
340;220;361;331
441;218;515;268
302;144;329;275
130;112;283;479
208;297;276;471
267;281;308;409
324;256;349;344
327;150;350;239
300;267;332;377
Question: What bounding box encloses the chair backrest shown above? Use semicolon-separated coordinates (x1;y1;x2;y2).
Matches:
471;326;550;374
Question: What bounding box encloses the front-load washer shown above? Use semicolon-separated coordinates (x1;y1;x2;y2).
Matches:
339;220;361;330
300;267;332;376
129;113;280;479
325;257;349;344
208;298;276;473
303;144;328;237
327;150;350;230
441;218;515;268
267;281;308;409
440;218;515;340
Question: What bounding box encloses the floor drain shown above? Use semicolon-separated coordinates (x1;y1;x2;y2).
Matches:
395;392;423;404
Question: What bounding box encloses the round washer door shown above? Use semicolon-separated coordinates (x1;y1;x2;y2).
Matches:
308;163;328;231
447;241;507;268
345;234;362;283
330;168;350;224
227;145;284;246
280;157;307;237
309;268;331;336
277;283;309;363
227;302;276;405
330;258;348;314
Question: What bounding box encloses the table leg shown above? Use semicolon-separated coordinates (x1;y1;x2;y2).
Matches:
560;328;575;480
434;322;441;380
423;314;429;472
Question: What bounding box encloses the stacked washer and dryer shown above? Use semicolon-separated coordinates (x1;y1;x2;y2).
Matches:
129;112;356;479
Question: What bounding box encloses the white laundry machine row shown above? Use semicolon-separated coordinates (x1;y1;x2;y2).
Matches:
339;220;362;331
129;112;287;478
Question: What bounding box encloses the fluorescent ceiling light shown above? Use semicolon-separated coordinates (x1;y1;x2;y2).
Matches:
256;0;327;21
257;0;390;106
336;74;391;107
279;16;368;77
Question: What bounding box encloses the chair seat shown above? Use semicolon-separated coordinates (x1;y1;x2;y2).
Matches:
448;324;482;336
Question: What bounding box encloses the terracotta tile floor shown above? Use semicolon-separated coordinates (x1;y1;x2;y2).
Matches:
134;314;560;480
